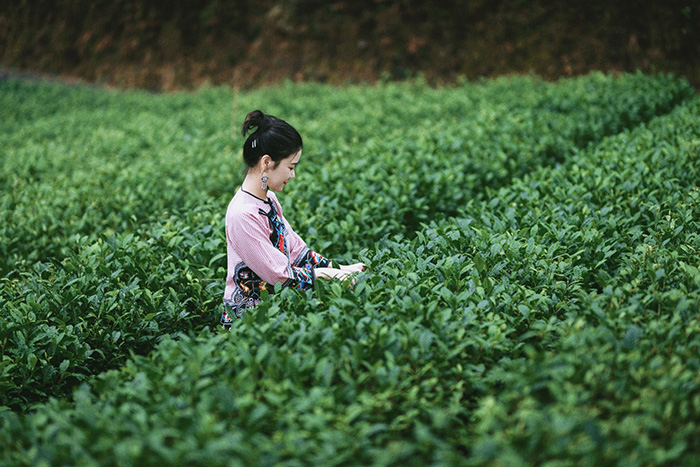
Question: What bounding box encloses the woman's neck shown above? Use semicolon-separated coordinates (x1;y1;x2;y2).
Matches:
241;171;269;200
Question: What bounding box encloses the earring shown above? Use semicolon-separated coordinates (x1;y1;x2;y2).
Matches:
261;175;269;190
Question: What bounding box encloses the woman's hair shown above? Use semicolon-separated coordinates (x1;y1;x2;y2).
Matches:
241;110;303;168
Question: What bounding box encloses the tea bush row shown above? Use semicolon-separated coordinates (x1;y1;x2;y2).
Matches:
0;213;223;409
0;82;235;276
1;73;693;412
1;73;693;276
281;72;695;257
456;97;700;464
1;83;698;463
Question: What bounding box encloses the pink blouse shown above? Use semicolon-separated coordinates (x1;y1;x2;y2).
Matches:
221;189;330;325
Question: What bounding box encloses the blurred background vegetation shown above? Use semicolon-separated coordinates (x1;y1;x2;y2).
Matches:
1;0;698;91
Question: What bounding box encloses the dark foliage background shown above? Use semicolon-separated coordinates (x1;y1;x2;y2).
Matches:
1;1;699;90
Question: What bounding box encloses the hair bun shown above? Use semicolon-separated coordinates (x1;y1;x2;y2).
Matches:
241;109;272;136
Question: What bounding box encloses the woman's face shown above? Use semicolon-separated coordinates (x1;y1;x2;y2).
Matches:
266;150;301;192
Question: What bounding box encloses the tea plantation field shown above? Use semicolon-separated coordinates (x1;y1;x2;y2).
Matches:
1;72;699;465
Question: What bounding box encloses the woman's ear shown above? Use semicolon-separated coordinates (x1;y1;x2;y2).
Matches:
260;154;272;171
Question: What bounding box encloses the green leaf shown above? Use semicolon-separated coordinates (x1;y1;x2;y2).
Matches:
474;253;486;275
27;354;37;371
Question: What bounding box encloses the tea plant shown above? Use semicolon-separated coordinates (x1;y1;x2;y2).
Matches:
1;72;698;464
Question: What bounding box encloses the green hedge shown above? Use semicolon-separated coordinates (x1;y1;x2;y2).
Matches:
1;73;693;275
1;72;699;464
271;72;695;256
1;72;693;411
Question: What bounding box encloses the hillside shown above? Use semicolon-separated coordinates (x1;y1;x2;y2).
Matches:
1;0;699;90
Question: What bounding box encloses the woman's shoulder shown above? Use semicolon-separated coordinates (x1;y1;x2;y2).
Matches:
227;190;260;218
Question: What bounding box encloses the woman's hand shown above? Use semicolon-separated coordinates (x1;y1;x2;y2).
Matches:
316;263;367;285
340;262;367;273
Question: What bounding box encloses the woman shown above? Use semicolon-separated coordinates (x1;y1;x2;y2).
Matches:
221;110;365;328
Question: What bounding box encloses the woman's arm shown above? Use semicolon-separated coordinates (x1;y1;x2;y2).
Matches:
230;211;317;289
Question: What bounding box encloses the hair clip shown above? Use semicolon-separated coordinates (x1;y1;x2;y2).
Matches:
252;139;257;148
